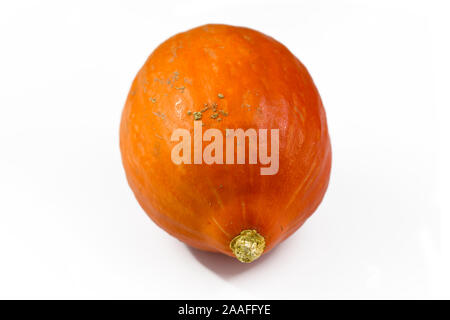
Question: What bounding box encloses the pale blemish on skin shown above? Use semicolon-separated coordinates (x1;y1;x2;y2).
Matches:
284;158;318;210
203;47;217;59
175;98;183;119
211;217;231;237
152;143;160;157
209;183;224;210
169;44;183;63
293;105;305;123
301;148;330;198
241;201;247;223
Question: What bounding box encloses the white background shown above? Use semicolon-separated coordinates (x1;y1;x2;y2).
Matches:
1;0;449;299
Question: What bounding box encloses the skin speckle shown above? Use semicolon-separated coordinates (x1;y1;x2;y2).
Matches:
184;77;192;84
152;111;165;119
193;112;202;120
175;86;185;93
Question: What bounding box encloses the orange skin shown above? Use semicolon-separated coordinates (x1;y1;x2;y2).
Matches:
120;24;331;258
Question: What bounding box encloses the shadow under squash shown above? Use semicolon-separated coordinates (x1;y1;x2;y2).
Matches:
187;245;279;280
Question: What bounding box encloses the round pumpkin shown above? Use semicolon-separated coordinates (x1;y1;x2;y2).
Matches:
120;24;331;263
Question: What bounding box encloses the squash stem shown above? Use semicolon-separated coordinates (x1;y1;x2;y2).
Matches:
230;229;265;263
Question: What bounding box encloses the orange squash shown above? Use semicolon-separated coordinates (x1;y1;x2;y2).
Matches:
120;24;331;263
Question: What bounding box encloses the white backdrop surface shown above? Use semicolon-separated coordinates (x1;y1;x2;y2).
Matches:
0;0;449;299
